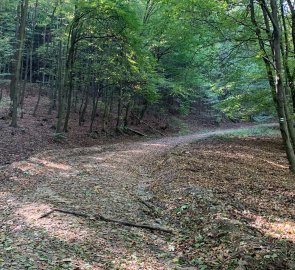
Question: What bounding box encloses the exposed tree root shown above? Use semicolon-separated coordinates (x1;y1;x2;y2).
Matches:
40;208;174;234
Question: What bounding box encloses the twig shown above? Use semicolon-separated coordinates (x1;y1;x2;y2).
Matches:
40;208;174;234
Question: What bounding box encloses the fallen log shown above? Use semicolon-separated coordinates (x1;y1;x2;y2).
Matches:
40;208;174;234
125;127;147;137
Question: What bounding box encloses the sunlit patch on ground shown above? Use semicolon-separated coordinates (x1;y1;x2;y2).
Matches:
141;143;169;148
31;158;73;171
112;253;168;270
15;203;98;242
12;161;45;176
250;214;295;242
260;158;289;169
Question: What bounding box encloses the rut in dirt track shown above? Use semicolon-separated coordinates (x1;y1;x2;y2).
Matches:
0;123;275;269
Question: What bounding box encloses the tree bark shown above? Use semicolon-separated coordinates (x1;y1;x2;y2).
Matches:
63;6;80;132
56;40;64;133
116;85;123;132
250;0;295;172
10;0;29;127
269;0;295;171
20;49;29;118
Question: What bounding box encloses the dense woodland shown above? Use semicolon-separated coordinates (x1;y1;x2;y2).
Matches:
1;0;294;168
0;2;281;124
1;1;295;269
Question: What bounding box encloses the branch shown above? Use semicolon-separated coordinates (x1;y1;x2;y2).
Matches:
260;0;277;30
40;208;174;234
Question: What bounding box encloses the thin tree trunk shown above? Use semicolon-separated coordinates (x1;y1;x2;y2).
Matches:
33;84;42;116
20;49;29;118
63;8;79;132
124;100;131;128
48;75;56;115
102;88;109;132
286;0;295;56
10;0;29;127
116;85;123;132
56;40;64;133
89;86;100;133
79;87;89;126
107;87;114;124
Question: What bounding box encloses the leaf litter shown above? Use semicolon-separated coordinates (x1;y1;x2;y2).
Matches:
1;125;294;269
149;136;295;269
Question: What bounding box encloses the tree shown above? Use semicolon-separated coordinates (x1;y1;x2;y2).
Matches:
247;0;295;171
10;0;29;127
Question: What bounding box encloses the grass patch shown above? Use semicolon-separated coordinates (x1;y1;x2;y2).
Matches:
219;125;280;139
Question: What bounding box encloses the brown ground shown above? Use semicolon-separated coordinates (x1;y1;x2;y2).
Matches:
149;135;295;269
1;124;293;270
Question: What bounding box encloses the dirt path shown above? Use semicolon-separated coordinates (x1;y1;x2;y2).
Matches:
0;123;276;270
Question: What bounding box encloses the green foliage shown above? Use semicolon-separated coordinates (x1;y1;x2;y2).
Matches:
202;41;276;121
0;0;279;128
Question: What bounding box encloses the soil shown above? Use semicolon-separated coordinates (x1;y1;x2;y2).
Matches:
1;123;293;270
149;135;295;269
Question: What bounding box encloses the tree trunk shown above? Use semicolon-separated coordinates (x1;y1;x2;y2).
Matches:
116;85;123;132
124;100;131;128
56;40;64;134
250;0;295;172
29;0;38;84
33;84;42;117
89;87;100;133
286;0;295;56
63;8;79;133
20;49;29;118
10;0;29;127
79;84;90;126
270;0;295;172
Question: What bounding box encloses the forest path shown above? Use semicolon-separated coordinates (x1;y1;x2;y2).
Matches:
0;123;276;269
